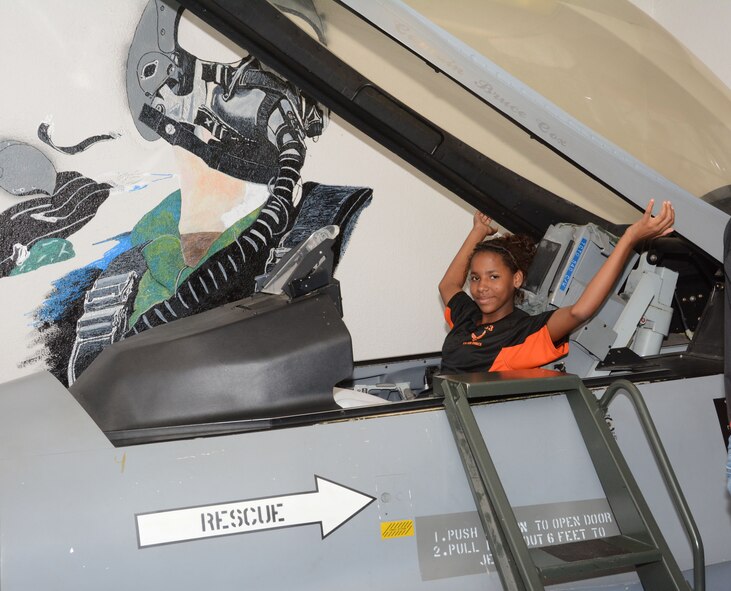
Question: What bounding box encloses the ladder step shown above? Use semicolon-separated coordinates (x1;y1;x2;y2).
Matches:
530;535;663;584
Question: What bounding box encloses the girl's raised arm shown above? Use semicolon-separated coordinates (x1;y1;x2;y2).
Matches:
439;212;497;306
546;199;675;343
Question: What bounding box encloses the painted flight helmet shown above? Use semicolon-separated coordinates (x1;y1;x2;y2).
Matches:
125;0;327;182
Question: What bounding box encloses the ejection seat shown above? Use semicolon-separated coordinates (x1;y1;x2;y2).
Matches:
521;223;680;378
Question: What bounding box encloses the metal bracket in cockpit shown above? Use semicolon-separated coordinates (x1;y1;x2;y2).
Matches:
255;224;338;299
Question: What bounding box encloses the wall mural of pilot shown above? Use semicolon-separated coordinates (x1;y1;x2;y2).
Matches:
0;0;371;387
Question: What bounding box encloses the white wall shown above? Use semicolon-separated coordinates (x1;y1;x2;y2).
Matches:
630;0;731;90
306;118;472;361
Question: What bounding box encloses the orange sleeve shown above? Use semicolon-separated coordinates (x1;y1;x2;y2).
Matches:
444;306;454;329
489;326;568;371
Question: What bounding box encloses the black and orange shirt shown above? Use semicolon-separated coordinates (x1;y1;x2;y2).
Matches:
441;292;568;374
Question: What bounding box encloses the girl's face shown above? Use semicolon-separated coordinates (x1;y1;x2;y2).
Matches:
468;251;523;324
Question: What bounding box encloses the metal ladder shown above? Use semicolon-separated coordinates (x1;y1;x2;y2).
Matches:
434;369;704;591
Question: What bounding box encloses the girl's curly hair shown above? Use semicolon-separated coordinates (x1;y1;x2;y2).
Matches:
470;234;538;285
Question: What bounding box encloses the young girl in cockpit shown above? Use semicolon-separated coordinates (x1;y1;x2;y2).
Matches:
439;200;675;374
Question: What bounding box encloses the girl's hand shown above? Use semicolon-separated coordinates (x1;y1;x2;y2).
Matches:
473;211;498;236
625;199;675;245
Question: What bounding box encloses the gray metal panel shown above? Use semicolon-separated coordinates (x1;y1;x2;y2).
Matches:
0;371;111;460
0;386;610;589
1;373;728;589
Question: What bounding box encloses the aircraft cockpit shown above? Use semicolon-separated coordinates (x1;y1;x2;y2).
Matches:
352;219;723;403
23;0;711;454
69;214;722;445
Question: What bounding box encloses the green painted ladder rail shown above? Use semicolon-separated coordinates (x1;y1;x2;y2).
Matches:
434;369;704;591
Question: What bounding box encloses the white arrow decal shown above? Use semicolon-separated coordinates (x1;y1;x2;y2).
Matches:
136;475;375;547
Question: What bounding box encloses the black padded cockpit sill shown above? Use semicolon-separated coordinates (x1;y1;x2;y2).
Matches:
71;286;353;433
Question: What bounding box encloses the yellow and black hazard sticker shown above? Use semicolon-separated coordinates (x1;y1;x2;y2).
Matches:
380;519;414;539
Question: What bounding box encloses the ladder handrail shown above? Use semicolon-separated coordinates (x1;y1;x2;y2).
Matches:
598;379;705;591
436;370;697;589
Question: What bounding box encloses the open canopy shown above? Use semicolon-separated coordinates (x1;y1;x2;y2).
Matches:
179;0;731;259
